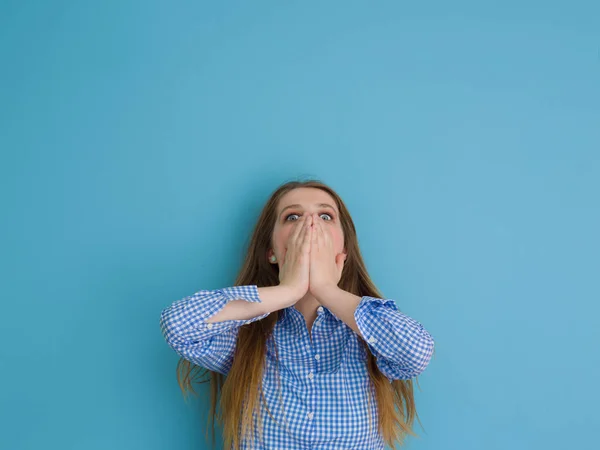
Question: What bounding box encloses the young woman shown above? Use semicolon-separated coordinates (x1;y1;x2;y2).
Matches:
159;179;435;450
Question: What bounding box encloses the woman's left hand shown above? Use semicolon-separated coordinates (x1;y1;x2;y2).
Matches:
309;213;347;298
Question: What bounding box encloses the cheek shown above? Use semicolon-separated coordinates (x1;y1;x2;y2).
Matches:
331;229;344;252
273;228;290;253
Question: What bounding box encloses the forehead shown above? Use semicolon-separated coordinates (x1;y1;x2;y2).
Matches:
277;187;338;213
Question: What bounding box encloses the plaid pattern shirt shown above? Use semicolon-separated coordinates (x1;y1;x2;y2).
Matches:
160;285;435;449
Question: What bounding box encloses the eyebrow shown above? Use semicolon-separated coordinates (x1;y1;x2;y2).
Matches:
279;203;337;217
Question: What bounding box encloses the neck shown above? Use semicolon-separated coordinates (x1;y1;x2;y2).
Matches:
293;291;320;316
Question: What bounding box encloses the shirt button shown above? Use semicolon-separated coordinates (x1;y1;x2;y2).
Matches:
314;354;320;361
308;372;314;380
317;306;324;313
307;412;314;419
368;336;377;344
207;323;213;329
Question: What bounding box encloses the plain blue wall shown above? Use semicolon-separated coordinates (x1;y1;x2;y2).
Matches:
1;1;598;449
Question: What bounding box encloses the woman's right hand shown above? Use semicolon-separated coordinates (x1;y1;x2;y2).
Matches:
278;214;313;302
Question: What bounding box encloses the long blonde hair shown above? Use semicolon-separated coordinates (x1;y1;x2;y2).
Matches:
174;179;429;449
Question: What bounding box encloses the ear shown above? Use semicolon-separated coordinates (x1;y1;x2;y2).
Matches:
336;252;347;277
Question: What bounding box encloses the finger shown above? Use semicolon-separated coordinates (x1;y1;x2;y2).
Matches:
302;215;312;252
311;215;318;250
289;216;306;245
320;219;332;247
316;216;326;248
311;214;321;249
297;216;311;252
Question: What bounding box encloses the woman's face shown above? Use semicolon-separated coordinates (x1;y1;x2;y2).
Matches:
268;187;345;268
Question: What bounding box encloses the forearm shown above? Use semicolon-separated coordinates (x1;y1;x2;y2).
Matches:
313;286;363;336
207;285;299;323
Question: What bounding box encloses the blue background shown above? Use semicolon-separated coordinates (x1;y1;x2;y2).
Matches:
1;1;598;449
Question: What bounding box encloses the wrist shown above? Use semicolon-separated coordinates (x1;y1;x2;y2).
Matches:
311;285;341;303
277;284;304;306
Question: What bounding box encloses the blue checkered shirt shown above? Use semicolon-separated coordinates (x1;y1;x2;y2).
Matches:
160;285;435;449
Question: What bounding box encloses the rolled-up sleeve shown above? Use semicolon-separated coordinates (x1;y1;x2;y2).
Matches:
159;285;268;374
354;296;435;380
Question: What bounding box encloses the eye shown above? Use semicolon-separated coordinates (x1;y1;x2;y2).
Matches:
284;211;334;222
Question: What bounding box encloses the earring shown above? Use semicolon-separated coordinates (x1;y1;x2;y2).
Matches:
269;255;277;263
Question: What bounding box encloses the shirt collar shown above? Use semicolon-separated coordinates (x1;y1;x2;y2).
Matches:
279;304;342;324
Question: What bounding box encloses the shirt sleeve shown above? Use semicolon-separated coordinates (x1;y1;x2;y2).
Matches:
353;295;435;380
159;284;268;375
